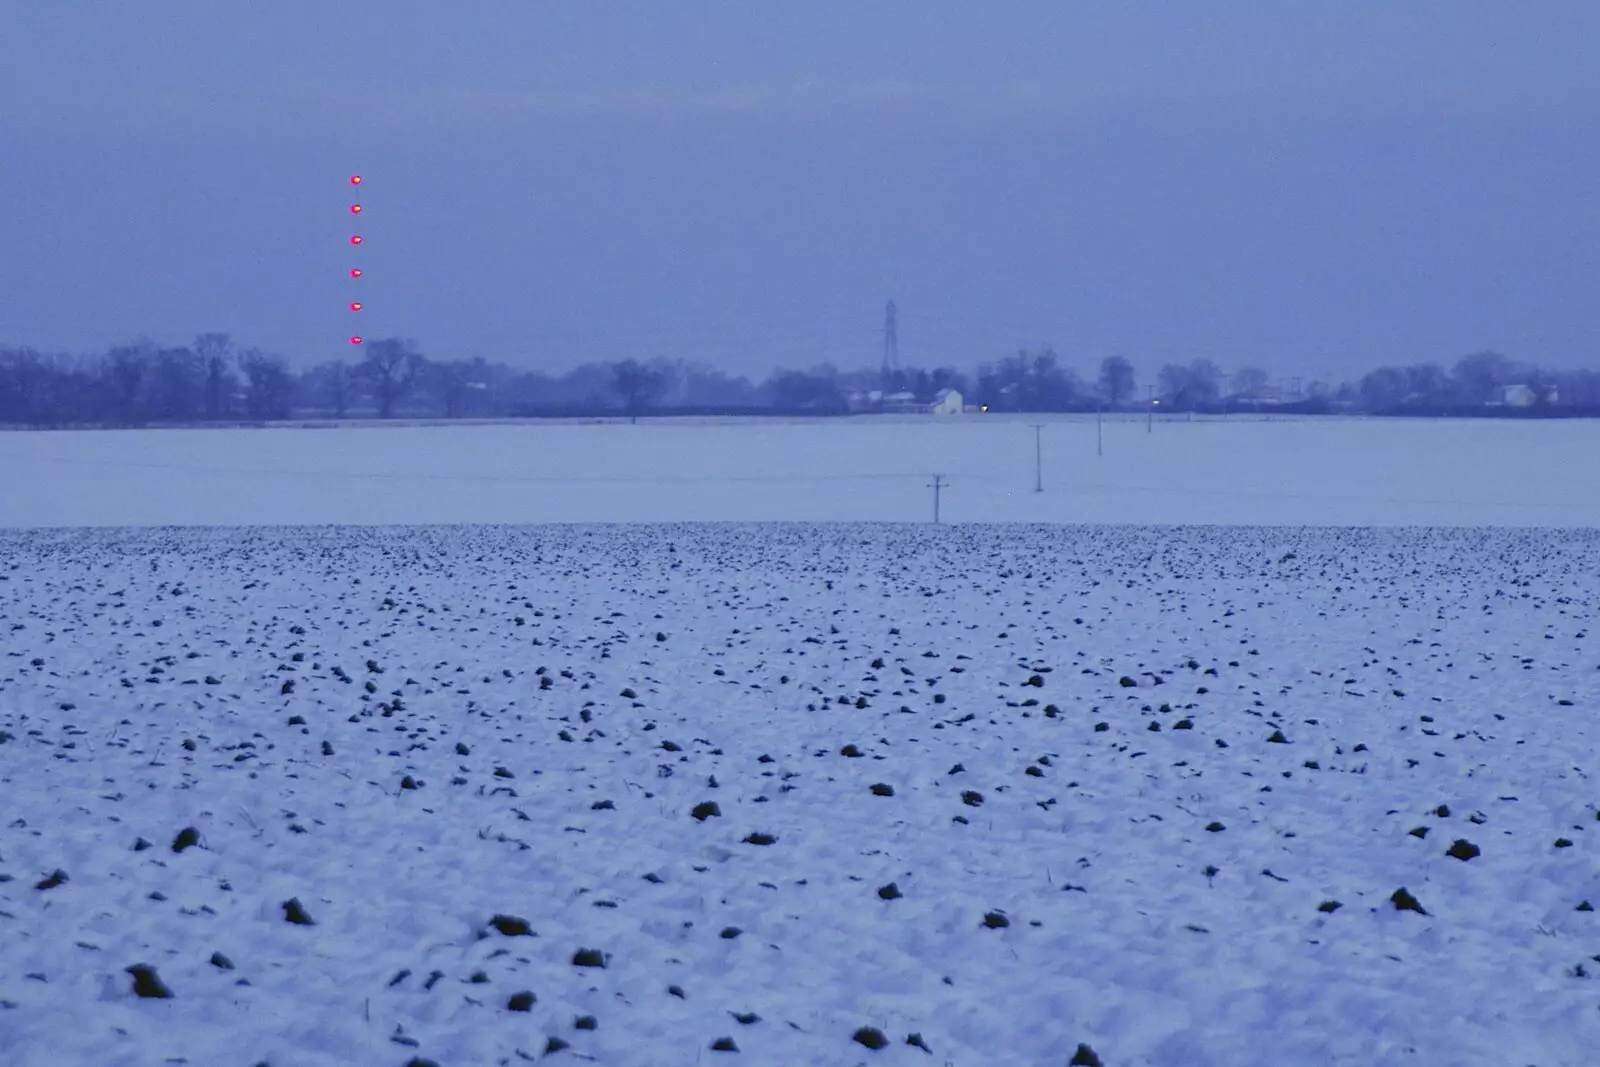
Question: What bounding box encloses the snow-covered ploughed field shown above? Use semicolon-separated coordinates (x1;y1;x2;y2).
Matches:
3;524;1599;1067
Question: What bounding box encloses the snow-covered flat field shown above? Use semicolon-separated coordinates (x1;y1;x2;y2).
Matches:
3;523;1599;1066
2;415;1598;527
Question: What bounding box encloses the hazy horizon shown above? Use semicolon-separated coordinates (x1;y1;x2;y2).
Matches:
4;2;1598;379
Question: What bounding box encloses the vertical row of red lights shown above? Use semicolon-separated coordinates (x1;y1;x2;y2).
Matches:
348;175;363;345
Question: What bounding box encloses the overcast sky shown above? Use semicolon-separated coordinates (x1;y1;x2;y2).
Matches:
3;1;1597;378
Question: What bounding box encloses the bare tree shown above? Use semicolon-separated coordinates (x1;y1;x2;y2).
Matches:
304;360;357;418
238;349;294;420
612;359;669;423
766;365;846;412
194;333;233;419
973;347;1077;411
1402;363;1452;405
424;360;474;418
1452;351;1512;406
0;347;46;425
104;343;151;425
1359;367;1408;411
1552;368;1598;406
1187;359;1223;405
1029;346;1079;408
358;338;424;418
1098;355;1136;407
152;346;204;421
976;352;1028;412
1156;360;1221;410
681;364;761;407
1230;366;1269;398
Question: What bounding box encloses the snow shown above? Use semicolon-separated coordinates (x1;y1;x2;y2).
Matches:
2;419;1599;1065
2;414;1599;527
2;523;1598;1066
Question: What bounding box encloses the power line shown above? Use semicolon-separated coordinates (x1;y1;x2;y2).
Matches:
0;451;945;487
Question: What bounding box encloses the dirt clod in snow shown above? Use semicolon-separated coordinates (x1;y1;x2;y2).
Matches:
1391;887;1428;915
1070;1043;1105;1067
281;898;316;925
489;914;533;936
853;1026;889;1050
126;964;172;999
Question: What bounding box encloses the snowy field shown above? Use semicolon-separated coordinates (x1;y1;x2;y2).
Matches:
2;523;1599;1067
2;419;1599;1065
2;415;1599;527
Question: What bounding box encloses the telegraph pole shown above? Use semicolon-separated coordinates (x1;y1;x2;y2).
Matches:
1032;423;1044;492
1096;398;1103;457
928;473;946;523
1147;385;1155;433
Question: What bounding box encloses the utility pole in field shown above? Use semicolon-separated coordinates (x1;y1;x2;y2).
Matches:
928;473;946;523
1032;423;1044;492
1096;397;1104;457
1147;385;1155;433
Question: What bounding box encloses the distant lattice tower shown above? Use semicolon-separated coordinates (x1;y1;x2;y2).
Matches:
882;299;899;383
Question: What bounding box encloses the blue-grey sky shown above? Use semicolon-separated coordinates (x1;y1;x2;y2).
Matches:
3;1;1597;378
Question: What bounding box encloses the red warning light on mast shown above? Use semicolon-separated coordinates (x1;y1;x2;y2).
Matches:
345;176;366;349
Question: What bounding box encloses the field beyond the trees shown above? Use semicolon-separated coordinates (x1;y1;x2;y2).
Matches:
2;413;1598;527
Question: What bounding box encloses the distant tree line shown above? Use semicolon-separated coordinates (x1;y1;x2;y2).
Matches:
1350;350;1600;414
1;334;1597;428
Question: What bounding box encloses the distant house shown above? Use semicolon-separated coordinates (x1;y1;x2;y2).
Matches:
1235;385;1285;405
930;388;964;415
845;388;965;415
883;390;921;414
1503;383;1557;407
1503;384;1535;407
846;389;884;414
